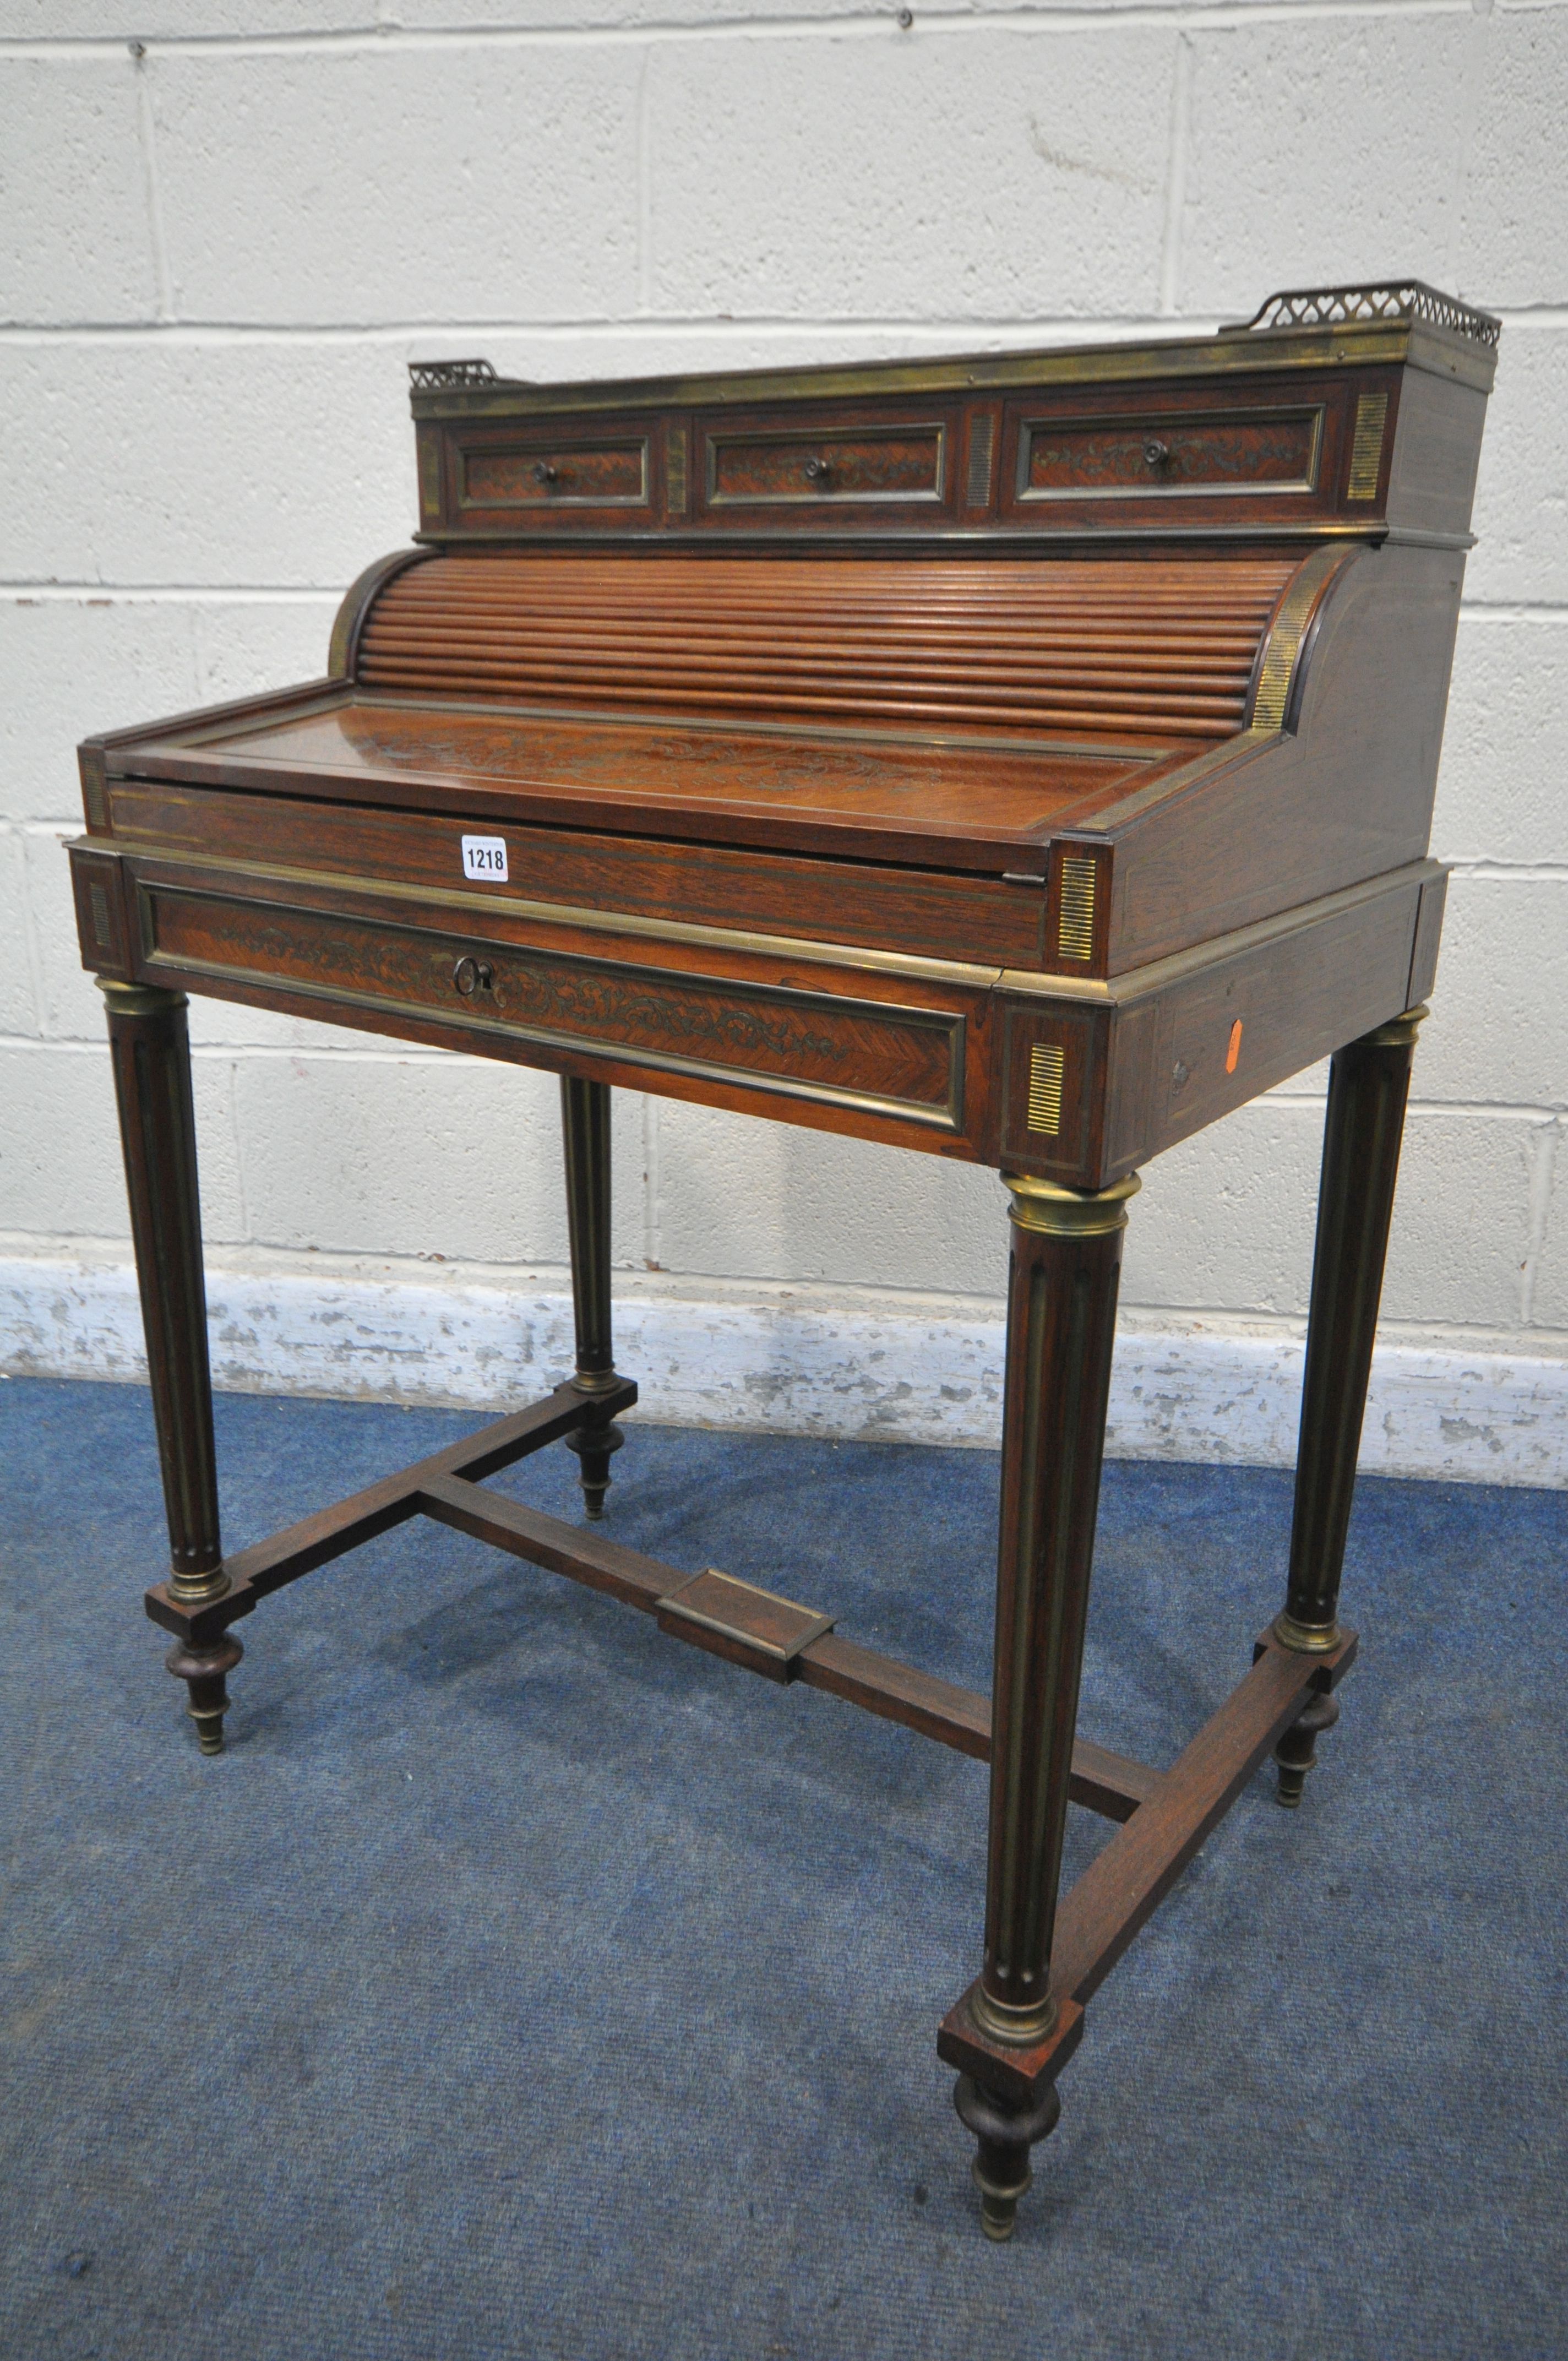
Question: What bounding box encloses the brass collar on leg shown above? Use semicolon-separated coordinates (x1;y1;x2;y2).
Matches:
169;1565;232;1605
1271;1609;1342;1654
96;977;189;1017
968;1985;1059;2046
1003;1171;1141;1238
1360;1002;1429;1050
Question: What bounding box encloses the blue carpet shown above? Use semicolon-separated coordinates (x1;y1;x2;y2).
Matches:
1;1374;1564;2360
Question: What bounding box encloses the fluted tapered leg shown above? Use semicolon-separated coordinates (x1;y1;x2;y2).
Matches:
959;1168;1137;2236
559;1074;624;1517
1272;1004;1425;1799
100;980;236;1749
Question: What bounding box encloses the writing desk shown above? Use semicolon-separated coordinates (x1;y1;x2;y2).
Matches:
68;281;1497;2238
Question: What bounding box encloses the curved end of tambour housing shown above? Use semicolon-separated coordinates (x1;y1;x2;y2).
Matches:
1244;545;1362;737
328;546;434;681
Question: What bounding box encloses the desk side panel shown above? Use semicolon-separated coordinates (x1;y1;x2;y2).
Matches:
1099;541;1464;972
999;866;1437;1187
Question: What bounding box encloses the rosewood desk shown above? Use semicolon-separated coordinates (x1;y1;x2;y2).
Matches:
68;281;1497;2239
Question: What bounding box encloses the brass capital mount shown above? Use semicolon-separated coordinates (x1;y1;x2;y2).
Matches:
1003;1171;1141;1238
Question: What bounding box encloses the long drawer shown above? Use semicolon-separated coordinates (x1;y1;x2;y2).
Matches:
92;848;997;1154
69;839;1441;1190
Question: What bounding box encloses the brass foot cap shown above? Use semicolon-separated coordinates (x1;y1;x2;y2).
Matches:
973;2160;1030;2242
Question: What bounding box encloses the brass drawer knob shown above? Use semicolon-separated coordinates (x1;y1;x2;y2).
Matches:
453;955;494;997
803;456;834;487
1142;438;1171;471
532;460;559;488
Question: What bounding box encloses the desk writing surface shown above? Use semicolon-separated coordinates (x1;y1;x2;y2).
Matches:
95;546;1295;875
118;698;1206;872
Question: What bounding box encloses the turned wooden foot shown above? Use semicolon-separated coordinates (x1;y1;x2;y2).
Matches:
1273;1688;1341;1807
564;1415;625;1520
165;1634;243;1755
954;2075;1063;2242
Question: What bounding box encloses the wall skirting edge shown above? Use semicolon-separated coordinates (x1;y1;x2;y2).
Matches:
1;1248;1562;1489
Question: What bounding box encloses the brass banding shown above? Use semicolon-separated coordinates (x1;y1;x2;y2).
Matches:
1362;1002;1428;1049
96;977;188;1016
1004;1171;1140;1237
969;1985;1059;2046
1249;545;1347;733
168;1565;232;1605
1057;856;1097;962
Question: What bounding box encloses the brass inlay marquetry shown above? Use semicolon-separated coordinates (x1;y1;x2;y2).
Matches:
1249;545;1346;732
418;435;442;524
1346;390;1389;501
1057;857;1097;962
1026;1042;1065;1136
666;426;688;517
966;413;996;509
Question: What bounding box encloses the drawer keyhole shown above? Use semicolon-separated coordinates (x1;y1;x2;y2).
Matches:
453;956;495;997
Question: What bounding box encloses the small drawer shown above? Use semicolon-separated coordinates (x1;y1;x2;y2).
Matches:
1013;405;1323;503
460;435;650;508
433;416;657;530
701;418;949;508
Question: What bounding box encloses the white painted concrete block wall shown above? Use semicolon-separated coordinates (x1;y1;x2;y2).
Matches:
2;0;1565;1485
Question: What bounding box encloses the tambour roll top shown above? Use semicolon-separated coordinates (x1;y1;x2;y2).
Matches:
356;553;1300;744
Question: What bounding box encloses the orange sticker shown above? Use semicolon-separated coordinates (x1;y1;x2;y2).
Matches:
1226;1019;1243;1074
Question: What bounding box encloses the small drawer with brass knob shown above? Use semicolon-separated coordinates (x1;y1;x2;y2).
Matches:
701;418;950;508
458;434;651;510
1010;402;1325;505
